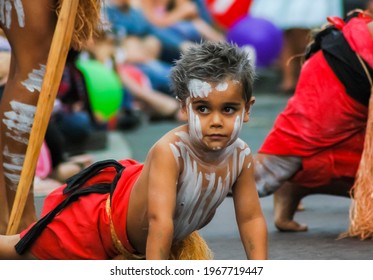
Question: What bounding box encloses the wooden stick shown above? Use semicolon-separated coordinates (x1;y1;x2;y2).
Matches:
6;0;80;235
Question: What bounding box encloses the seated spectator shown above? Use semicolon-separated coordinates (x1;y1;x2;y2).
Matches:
52;50;109;153
139;0;225;43
117;33;174;95
83;31;184;126
34;130;93;197
44;121;94;183
191;0;215;25
104;0;197;63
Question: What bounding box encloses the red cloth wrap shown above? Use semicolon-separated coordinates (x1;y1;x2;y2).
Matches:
20;159;143;259
259;16;373;187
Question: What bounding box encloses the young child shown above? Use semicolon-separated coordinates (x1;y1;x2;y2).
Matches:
254;10;373;232
0;41;268;260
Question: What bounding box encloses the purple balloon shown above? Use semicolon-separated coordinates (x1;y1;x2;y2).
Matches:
226;16;283;67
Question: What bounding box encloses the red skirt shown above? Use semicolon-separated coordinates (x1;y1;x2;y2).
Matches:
20;159;143;259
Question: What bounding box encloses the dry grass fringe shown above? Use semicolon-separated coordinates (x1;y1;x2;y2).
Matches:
56;0;103;50
342;54;373;240
169;231;213;260
112;231;213;260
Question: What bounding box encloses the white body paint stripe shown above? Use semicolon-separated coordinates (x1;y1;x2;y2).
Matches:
14;0;25;27
3;100;36;145
170;134;251;241
2;145;26;191
0;0;25;29
21;65;46;93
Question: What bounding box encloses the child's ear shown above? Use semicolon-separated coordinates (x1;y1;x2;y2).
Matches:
243;96;255;122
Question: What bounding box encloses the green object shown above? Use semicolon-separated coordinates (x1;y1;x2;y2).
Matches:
76;59;123;120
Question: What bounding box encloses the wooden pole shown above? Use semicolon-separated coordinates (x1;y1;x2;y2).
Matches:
6;0;80;235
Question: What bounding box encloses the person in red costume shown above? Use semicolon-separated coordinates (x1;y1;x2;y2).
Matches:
0;41;267;260
254;10;373;232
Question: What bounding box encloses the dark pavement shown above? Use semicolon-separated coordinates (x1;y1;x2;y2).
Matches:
35;69;373;260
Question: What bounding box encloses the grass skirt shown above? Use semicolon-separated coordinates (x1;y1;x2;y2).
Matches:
112;231;213;260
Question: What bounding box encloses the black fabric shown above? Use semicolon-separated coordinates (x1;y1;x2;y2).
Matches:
45;122;66;168
304;11;362;60
321;29;373;107
304;12;373;106
15;159;124;255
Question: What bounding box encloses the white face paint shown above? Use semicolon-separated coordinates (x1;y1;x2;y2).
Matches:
215;81;228;92
21;64;46;93
2;145;25;190
185;79;246;151
0;0;25;29
228;109;245;145
188;79;212;98
3;100;36;145
169;134;252;241
188;79;230;99
187;99;204;146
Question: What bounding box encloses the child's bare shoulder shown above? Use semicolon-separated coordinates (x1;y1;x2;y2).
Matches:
149;125;187;156
235;138;252;154
234;139;254;172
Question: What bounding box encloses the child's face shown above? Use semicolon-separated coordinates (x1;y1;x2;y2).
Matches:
182;78;254;151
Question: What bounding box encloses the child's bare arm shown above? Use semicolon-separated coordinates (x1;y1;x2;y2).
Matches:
233;154;268;260
145;142;179;259
0;234;35;260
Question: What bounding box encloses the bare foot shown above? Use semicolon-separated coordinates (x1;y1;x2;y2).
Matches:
275;219;308;232
273;178;353;232
273;182;310;232
297;201;305;211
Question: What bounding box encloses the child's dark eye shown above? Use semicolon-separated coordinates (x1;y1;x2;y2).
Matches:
223;107;236;114
197;106;209;113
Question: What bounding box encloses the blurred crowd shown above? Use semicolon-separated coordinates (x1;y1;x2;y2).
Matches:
0;0;371;193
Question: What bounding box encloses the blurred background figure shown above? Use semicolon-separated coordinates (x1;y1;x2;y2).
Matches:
138;0;225;43
82;31;184;126
343;0;369;13
0;29;10;97
202;0;284;72
250;0;344;93
104;0;194;63
365;0;373;14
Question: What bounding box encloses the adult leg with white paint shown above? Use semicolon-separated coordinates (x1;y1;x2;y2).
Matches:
0;0;57;233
